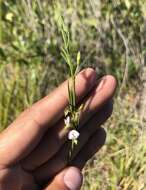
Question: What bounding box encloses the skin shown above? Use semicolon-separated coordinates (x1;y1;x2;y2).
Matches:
0;68;116;190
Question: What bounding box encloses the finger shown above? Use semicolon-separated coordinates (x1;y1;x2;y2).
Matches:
43;167;82;190
0;68;97;167
79;75;115;125
71;127;106;169
33;101;111;183
22;75;116;171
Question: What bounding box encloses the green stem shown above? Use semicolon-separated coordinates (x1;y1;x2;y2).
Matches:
72;75;76;109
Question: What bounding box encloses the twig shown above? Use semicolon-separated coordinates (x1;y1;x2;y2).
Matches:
111;18;130;94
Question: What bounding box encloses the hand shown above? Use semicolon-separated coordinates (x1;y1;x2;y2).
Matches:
0;68;116;190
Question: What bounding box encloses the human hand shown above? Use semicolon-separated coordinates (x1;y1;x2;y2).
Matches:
0;68;116;190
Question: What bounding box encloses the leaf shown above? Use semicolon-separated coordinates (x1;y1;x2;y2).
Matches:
64;107;70;117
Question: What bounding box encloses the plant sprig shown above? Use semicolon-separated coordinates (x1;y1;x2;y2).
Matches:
58;16;82;157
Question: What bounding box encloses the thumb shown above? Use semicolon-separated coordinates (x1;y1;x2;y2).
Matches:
44;167;83;190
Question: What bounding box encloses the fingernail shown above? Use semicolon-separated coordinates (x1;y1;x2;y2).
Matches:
64;167;82;190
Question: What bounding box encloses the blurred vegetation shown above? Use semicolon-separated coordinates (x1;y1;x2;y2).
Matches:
0;0;146;189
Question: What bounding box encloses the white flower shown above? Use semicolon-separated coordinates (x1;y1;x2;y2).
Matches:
64;116;70;128
68;130;80;140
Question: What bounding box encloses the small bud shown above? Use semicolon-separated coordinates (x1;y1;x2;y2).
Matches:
64;116;71;128
77;51;81;65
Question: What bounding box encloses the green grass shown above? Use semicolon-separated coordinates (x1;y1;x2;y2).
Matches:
0;1;146;189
